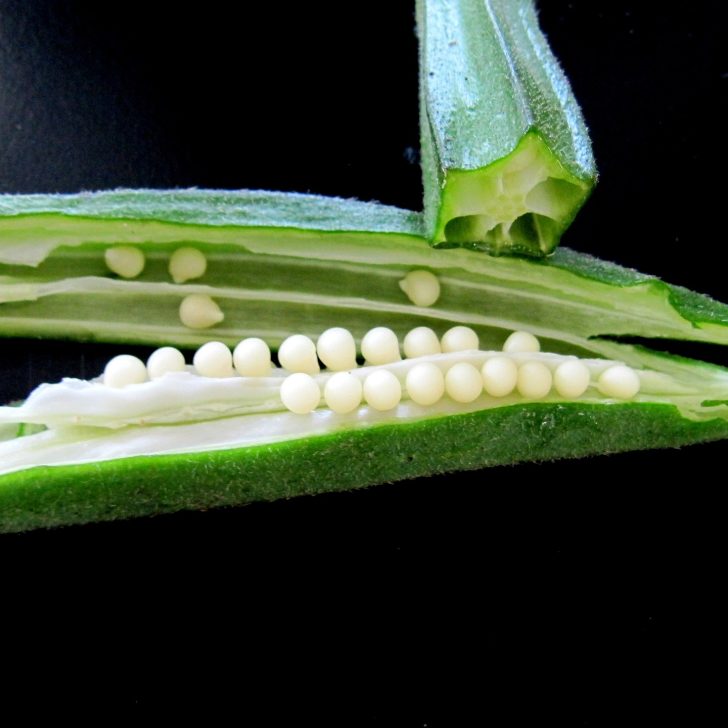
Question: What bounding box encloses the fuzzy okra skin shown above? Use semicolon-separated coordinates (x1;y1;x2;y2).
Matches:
1;402;728;534
417;0;596;255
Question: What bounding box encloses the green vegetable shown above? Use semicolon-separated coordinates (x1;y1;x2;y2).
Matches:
1;190;726;354
417;0;596;255
1;190;728;532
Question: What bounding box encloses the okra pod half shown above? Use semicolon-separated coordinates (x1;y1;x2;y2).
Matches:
418;0;596;255
1;190;728;532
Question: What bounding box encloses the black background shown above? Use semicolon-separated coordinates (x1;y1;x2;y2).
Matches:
1;0;726;723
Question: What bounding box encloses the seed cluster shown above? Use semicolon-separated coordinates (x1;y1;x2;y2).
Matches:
104;256;443;333
101;326;642;415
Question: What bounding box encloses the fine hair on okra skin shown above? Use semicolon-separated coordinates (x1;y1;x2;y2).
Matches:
0;1;727;535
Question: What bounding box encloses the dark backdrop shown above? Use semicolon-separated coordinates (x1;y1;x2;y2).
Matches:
1;1;726;723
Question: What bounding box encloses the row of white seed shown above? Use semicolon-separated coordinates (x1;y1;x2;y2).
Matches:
280;357;640;415
103;325;525;386
102;326;641;411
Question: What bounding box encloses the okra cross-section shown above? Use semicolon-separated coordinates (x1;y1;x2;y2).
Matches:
418;0;596;255
2;327;728;533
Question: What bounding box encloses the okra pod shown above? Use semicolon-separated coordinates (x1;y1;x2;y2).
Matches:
418;0;595;255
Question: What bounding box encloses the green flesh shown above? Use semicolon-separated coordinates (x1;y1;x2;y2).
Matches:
418;0;595;254
1;191;727;355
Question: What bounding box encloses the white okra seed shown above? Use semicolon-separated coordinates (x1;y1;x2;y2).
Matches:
441;326;479;353
316;328;357;371
281;373;321;414
169;247;207;284
233;338;272;377
324;372;363;414
398;270;441;307
598;365;640;399
104;246;145;279
361;327;401;365
147;347;186;379
503;330;540;353
193;341;234;378
278;334;320;374
179;294;224;329
104;354;148;388
481;356;518;397
554;360;591;398
406;362;445;406
445;362;483;403
363;370;402;411
403;327;441;358
517;361;552;399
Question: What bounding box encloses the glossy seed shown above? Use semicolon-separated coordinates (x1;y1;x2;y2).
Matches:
316;327;357;371
147;347;186;379
406;362;445;406
441;326;479;353
361;327;401;365
503;331;540;353
481;356;518;397
598;365;640;399
553;360;591;398
398;270;441;307
280;373;321;414
517;361;552;399
445;362;483;403
278;334;320;374
233;338;272;377
169;247;207;284
324;372;363;414
104;246;145;279
403;327;442;359
179;294;224;329
363;370;402;411
193;341;234;378
104;354;148;388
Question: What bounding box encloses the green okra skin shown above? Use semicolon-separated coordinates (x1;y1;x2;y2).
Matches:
1;402;728;534
417;0;596;255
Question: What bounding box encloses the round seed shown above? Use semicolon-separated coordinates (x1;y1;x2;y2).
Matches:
146;347;186;379
179;294;224;329
361;327;401;365
104;246;145;279
481;356;518;397
406;362;445;406
441;326;479;353
503;331;540;353
169;247;207;284
445;362;483;403
280;373;321;414
324;372;363;414
403;327;442;359
554;360;591;398
363;370;402;411
278;334;319;374
398;270;441;307
598;365;640;399
193;341;233;378
104;354;148;388
517;361;552;399
317;327;357;371
233;338;272;377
